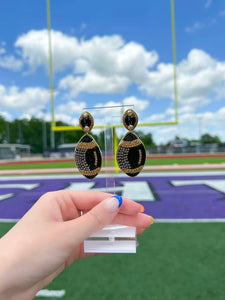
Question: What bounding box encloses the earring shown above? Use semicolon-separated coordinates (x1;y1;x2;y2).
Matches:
116;109;146;177
75;111;102;180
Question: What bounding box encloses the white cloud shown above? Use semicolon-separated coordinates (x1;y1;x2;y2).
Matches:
92;96;149;118
59;72;130;97
3;29;225;146
145;113;166;122
0;48;6;55
15;29;80;72
141;49;225;113
15;30;158;95
185;22;206;33
10;29;225;113
68;36;158;95
0;85;50;115
185;18;216;33
29;111;78;126
122;96;149;112
0;111;13;121
54;113;77;125
0;47;23;71
20;114;32;121
78;36;158;81
153;106;225;143
93;101;123;120
80;22;87;30
56;100;86;115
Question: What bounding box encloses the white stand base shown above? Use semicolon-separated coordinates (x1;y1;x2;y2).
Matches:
84;225;136;253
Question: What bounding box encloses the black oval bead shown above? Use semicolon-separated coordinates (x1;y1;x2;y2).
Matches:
80;115;91;129
125;115;136;127
123;109;138;131
79;111;94;132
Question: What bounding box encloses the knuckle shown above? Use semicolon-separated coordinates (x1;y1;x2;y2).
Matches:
88;209;106;229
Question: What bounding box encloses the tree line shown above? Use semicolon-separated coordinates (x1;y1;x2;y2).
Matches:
0;116;223;153
0;116;156;153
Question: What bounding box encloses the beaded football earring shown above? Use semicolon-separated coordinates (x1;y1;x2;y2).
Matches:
116;109;146;177
75;111;102;180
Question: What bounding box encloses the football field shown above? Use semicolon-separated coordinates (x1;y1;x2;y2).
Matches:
0;171;225;299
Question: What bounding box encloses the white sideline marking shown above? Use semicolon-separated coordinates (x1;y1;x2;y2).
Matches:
0;194;13;201
1;171;225;181
0;183;39;190
171;179;225;194
0;218;18;222
35;289;65;298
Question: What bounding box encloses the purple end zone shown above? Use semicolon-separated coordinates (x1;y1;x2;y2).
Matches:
0;173;225;220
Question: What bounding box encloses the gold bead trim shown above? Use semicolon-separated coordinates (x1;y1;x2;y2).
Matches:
119;139;141;148
120;165;144;174
80;167;101;176
94;151;98;166
76;140;97;149
138;149;142;165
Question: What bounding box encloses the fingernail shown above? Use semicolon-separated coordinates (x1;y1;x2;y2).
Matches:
136;241;140;248
104;195;123;213
149;216;155;224
139;204;145;213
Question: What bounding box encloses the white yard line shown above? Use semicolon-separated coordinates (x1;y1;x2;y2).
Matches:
35;289;65;298
1;170;225;181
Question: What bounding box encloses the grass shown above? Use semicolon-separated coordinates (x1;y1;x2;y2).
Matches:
1;222;225;300
148;156;225;165
1;156;225;170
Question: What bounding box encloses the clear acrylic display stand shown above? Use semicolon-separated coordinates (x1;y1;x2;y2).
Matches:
83;105;137;253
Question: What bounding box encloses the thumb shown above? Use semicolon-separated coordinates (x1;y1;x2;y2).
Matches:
65;195;123;246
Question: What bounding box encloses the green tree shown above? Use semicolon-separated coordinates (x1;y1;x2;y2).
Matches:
134;130;156;148
200;133;221;144
0;116;7;143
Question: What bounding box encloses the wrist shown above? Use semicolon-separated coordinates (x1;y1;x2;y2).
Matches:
0;238;35;300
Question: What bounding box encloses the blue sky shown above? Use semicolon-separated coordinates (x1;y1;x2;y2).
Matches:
0;0;225;144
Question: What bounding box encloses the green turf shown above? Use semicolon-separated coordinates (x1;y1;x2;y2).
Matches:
1;156;225;170
148;156;225;165
0;162;76;170
1;222;224;299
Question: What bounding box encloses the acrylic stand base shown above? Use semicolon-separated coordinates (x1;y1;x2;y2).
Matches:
84;225;136;253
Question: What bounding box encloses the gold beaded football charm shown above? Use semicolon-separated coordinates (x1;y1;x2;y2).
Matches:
116;109;146;177
75;111;102;180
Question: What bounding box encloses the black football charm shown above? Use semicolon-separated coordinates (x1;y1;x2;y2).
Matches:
116;131;146;177
75;134;102;180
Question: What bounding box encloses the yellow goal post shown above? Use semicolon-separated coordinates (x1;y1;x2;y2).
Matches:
46;0;178;170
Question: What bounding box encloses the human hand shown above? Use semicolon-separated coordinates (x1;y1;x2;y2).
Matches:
0;190;153;300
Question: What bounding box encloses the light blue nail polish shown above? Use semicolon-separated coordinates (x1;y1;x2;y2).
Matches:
112;195;123;208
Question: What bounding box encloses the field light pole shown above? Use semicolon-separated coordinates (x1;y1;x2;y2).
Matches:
198;116;202;141
18;120;23;144
6;122;10;143
42;109;47;151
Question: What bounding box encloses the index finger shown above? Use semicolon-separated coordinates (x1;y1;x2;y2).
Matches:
50;190;144;215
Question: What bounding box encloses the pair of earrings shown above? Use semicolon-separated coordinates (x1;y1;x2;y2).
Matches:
74;109;146;180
